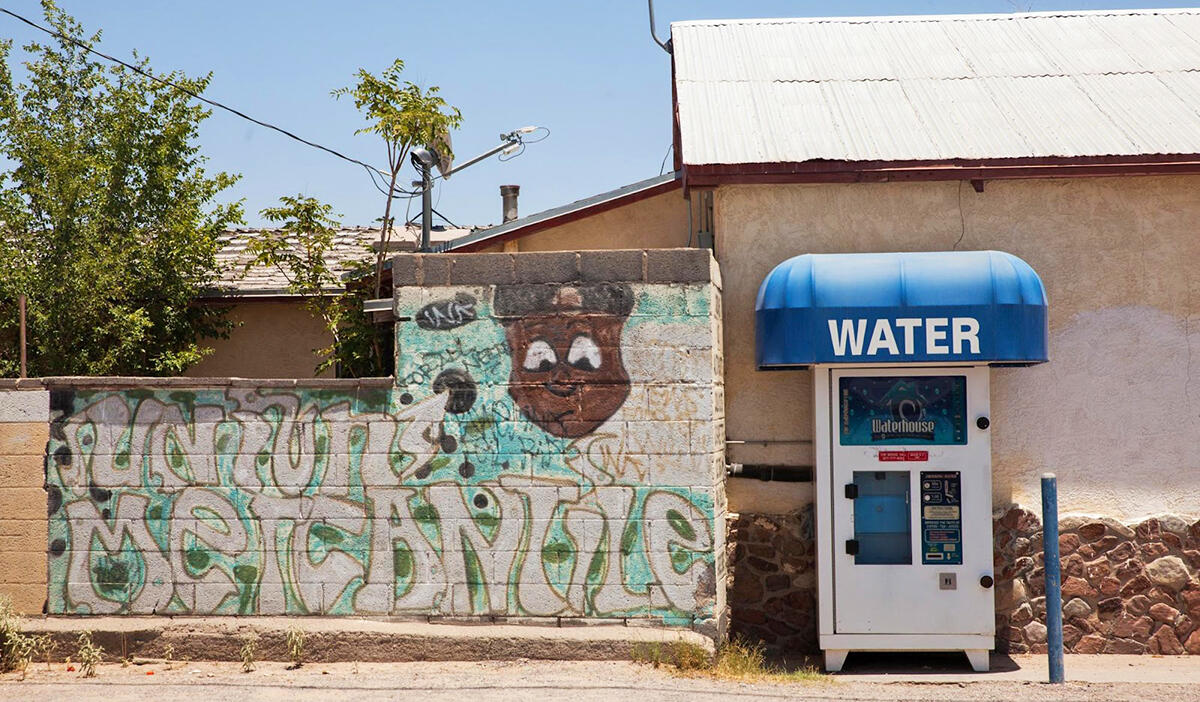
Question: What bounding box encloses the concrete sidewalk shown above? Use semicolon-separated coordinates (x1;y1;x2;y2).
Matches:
17;616;1200;684
823;651;1200;684
19;615;715;662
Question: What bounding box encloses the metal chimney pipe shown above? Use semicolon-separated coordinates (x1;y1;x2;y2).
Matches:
501;185;520;223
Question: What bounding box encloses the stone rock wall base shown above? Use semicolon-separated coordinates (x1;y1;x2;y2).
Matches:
727;507;1200;655
726;508;817;652
994;507;1200;655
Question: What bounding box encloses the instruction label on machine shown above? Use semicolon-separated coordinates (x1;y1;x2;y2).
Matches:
920;471;962;565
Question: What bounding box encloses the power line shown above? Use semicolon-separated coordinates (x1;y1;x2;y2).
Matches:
0;6;547;228
0;5;405;191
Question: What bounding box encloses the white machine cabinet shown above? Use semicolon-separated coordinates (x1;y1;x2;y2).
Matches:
815;365;993;672
754;251;1049;674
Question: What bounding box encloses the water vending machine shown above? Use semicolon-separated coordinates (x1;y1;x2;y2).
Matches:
815;366;994;672
755;251;1049;672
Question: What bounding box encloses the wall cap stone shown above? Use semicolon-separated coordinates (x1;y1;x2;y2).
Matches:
0;379;48;390
36;376;395;390
392;248;717;287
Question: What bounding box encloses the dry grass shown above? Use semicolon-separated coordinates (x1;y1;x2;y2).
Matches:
631;640;711;671
713;638;824;683
632;637;824;684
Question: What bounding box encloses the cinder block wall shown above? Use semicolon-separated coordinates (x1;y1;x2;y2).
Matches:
390;249;726;634
0;386;49;614
43;377;396;616
23;248;726;635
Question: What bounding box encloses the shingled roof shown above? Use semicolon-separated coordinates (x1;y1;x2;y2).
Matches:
211;225;474;297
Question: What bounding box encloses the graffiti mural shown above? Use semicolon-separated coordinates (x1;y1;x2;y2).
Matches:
495;283;634;438
46;281;721;627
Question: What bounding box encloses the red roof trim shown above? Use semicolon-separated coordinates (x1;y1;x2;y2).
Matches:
682;154;1200;188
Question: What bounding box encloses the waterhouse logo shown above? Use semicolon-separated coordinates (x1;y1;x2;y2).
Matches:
872;418;935;441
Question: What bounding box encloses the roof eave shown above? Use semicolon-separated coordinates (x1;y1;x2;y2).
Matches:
195;288;343;301
682;154;1200;187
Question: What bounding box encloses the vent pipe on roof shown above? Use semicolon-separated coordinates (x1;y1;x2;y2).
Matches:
501;185;520;223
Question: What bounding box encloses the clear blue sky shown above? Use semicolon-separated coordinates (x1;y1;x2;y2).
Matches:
1;1;1195;230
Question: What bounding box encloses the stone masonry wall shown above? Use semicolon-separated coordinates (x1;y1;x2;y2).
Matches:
726;508;815;651
23;248;726;636
726;506;1200;655
994;507;1200;655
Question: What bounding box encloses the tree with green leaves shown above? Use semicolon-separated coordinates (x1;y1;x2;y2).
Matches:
0;1;241;377
247;60;461;377
332;58;462;299
244;195;386;377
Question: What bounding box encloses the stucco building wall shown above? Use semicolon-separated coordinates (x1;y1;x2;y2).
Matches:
714;175;1200;522
475;189;690;253
186;301;332;379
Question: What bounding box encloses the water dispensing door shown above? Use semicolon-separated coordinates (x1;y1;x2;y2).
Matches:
830;367;993;636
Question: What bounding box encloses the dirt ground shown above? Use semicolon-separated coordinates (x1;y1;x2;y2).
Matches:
2;658;1199;702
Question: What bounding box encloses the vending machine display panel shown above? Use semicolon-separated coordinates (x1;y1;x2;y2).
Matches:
839;376;967;445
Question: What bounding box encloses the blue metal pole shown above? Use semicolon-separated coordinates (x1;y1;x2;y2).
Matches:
1041;473;1064;684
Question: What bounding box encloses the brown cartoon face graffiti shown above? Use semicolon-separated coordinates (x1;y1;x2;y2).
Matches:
495;284;633;438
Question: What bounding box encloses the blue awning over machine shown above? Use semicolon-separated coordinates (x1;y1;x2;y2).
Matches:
756;251;1048;367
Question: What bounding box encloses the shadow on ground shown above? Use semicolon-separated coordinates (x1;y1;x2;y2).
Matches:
773;651;1020;675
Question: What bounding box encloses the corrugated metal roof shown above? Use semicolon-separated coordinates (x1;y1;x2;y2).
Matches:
672;9;1200;165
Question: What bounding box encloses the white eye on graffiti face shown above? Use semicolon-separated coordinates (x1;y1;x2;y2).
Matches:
567;335;602;371
523;339;557;372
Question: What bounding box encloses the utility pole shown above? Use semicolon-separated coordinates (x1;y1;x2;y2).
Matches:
412;127;541;252
419;161;433;253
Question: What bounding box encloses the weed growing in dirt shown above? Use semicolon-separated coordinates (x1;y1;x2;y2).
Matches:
715;637;768;677
76;631;103;678
240;634;258;673
41;637;56;672
0;596;51;679
633;636;823;684
714;638;823;683
285;627;305;670
631;640;710;670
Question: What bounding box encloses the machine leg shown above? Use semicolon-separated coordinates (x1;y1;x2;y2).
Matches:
964;649;990;672
823;649;849;672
